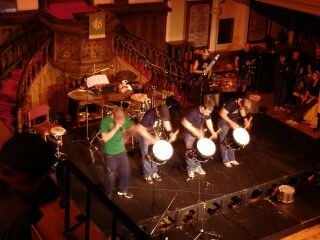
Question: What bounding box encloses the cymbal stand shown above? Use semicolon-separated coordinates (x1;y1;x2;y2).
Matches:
193;179;221;240
72;78;90;143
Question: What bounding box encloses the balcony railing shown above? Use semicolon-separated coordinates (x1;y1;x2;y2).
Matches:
59;160;151;240
0;25;49;81
115;30;192;90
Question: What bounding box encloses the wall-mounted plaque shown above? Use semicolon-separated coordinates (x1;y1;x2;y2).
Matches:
186;1;211;48
247;2;268;42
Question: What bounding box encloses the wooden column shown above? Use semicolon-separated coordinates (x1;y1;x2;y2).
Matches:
209;0;221;51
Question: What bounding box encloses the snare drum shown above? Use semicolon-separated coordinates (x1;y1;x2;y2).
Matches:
277;185;295;204
223;127;250;150
147;140;173;165
186;138;216;163
50;127;66;138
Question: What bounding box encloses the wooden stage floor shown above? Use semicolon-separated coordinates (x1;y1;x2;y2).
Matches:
60;111;320;239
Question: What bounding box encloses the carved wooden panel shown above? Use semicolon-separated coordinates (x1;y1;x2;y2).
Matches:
98;2;170;50
55;33;81;62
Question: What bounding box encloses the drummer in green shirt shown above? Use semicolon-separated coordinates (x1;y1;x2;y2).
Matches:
100;107;155;199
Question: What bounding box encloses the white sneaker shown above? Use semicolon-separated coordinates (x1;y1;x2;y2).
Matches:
194;166;206;175
224;162;232;168
117;192;134;199
145;176;153;184
188;171;195;178
230;160;240;166
152;173;162;182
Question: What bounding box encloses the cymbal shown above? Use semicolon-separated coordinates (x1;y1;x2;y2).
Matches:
68;89;95;101
147;90;173;99
100;91;133;101
130;93;150;102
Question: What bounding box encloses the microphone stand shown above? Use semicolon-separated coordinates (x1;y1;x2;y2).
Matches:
72;66;112;143
150;193;177;236
193;179;221;240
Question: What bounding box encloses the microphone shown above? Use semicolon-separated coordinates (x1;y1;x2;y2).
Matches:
203;181;213;187
144;60;149;69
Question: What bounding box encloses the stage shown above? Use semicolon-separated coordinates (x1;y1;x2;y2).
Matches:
60;112;320;239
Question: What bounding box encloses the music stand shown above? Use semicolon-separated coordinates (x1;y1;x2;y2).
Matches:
76;74;109;142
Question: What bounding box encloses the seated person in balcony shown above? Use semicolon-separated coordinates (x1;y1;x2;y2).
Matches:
0;133;59;240
307;47;320;76
287;71;320;126
100;107;156;199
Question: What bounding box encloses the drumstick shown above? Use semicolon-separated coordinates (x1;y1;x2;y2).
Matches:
244;116;253;130
209;128;222;140
168;129;179;143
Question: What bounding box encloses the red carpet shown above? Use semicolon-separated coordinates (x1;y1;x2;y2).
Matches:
48;1;96;20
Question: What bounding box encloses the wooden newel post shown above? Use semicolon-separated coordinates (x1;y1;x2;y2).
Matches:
17;107;22;133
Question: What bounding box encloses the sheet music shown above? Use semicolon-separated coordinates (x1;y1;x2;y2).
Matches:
86;74;109;88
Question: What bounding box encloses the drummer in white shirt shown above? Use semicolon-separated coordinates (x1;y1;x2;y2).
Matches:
218;97;252;167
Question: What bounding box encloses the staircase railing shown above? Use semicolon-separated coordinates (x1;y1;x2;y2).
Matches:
0;25;49;81
115;30;192;89
16;39;51;133
60;160;151;240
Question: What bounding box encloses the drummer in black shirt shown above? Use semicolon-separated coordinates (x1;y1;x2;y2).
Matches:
181;96;218;178
218;97;252;168
136;104;176;184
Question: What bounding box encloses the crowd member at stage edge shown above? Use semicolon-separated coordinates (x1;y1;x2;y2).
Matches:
273;52;289;112
100;107;155;199
0;133;59;240
218;97;252;168
287;71;320;126
136;104;177;184
235;43;256;92
181;96;218;178
307;47;320;75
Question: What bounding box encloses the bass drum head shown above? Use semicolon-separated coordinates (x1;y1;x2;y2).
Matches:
233;128;250;146
197;138;216;157
152;140;173;161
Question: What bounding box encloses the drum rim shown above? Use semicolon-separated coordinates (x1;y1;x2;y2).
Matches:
50;126;66;133
279;184;295;193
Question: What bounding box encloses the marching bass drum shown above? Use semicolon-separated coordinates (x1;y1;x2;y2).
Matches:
186;138;216;163
223;127;250;150
147;140;173;165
